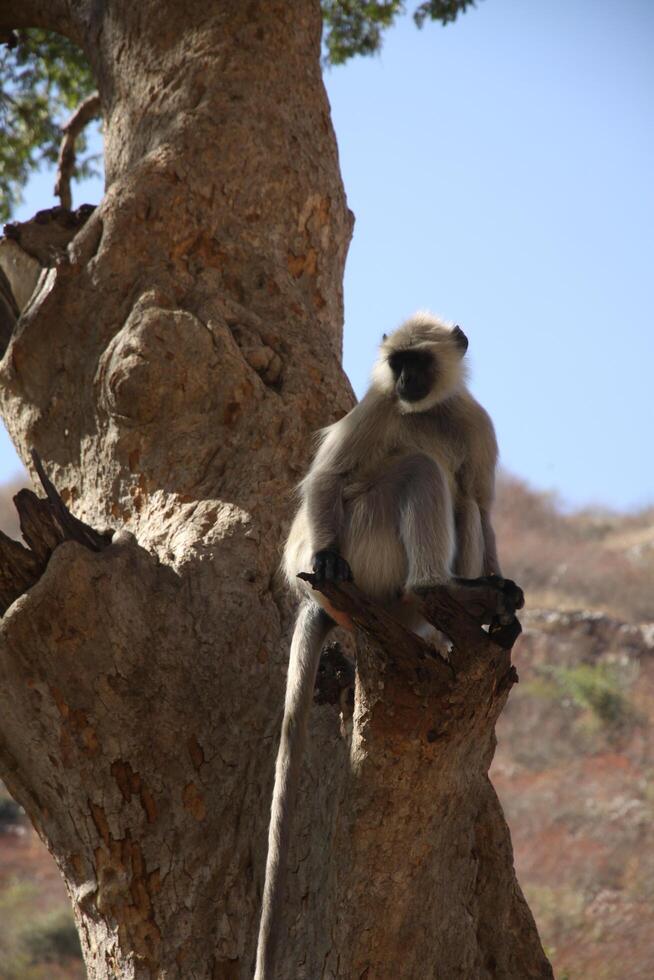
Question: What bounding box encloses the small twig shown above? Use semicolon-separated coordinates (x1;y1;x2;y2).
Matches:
54;92;101;210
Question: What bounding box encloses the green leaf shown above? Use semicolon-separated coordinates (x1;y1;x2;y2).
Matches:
321;1;480;65
0;29;98;223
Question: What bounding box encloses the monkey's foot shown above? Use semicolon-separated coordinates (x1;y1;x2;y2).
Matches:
411;577;524;652
312;550;353;584
449;575;524;626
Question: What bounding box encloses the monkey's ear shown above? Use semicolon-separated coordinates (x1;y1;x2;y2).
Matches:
382;333;388;342
452;325;468;354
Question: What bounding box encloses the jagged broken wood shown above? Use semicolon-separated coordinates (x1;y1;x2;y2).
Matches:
300;571;521;690
3;204;96;266
0;449;111;614
299;571;522;748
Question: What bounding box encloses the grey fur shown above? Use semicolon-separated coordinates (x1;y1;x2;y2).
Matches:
255;313;501;979
255;601;332;980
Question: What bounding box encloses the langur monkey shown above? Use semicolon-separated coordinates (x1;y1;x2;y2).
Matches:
255;312;518;980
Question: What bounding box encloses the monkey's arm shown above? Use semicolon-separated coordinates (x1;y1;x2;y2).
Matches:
303;467;347;556
301;400;379;561
300;466;353;628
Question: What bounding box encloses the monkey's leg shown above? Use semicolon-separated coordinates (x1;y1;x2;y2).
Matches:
386;454;455;652
255;602;334;980
397;454;455;590
454;498;485;578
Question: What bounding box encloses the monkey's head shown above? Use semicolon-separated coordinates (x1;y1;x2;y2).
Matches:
372;312;469;413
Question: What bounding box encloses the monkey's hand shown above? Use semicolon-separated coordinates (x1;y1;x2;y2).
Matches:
312;550;353;584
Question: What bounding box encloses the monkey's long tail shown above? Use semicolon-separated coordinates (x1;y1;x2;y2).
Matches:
254;601;334;980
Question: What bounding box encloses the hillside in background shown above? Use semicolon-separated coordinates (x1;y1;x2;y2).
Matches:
491;475;654;979
495;474;654;624
0;474;653;978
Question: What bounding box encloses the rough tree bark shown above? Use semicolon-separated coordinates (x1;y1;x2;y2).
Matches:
0;2;553;978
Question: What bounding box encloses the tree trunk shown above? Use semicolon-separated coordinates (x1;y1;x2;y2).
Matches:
0;2;552;978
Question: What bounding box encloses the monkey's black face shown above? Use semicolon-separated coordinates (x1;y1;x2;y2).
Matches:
388;349;435;403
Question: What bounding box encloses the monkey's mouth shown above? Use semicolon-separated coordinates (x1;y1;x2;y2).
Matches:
396;379;432;402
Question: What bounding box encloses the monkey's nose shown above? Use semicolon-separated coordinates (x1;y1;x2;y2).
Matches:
397;371;425;402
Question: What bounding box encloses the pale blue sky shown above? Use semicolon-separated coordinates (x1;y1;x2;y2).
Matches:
2;0;653;510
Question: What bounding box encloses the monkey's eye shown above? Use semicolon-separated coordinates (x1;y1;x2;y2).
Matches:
388;351;410;376
388;350;432;377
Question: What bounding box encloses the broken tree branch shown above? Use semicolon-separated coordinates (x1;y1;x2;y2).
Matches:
300;573;522;666
0;449;112;615
3;205;96;266
299;572;521;745
29;449;110;552
303;573;541;978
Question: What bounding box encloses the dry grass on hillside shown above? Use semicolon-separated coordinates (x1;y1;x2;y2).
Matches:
495;474;654;624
